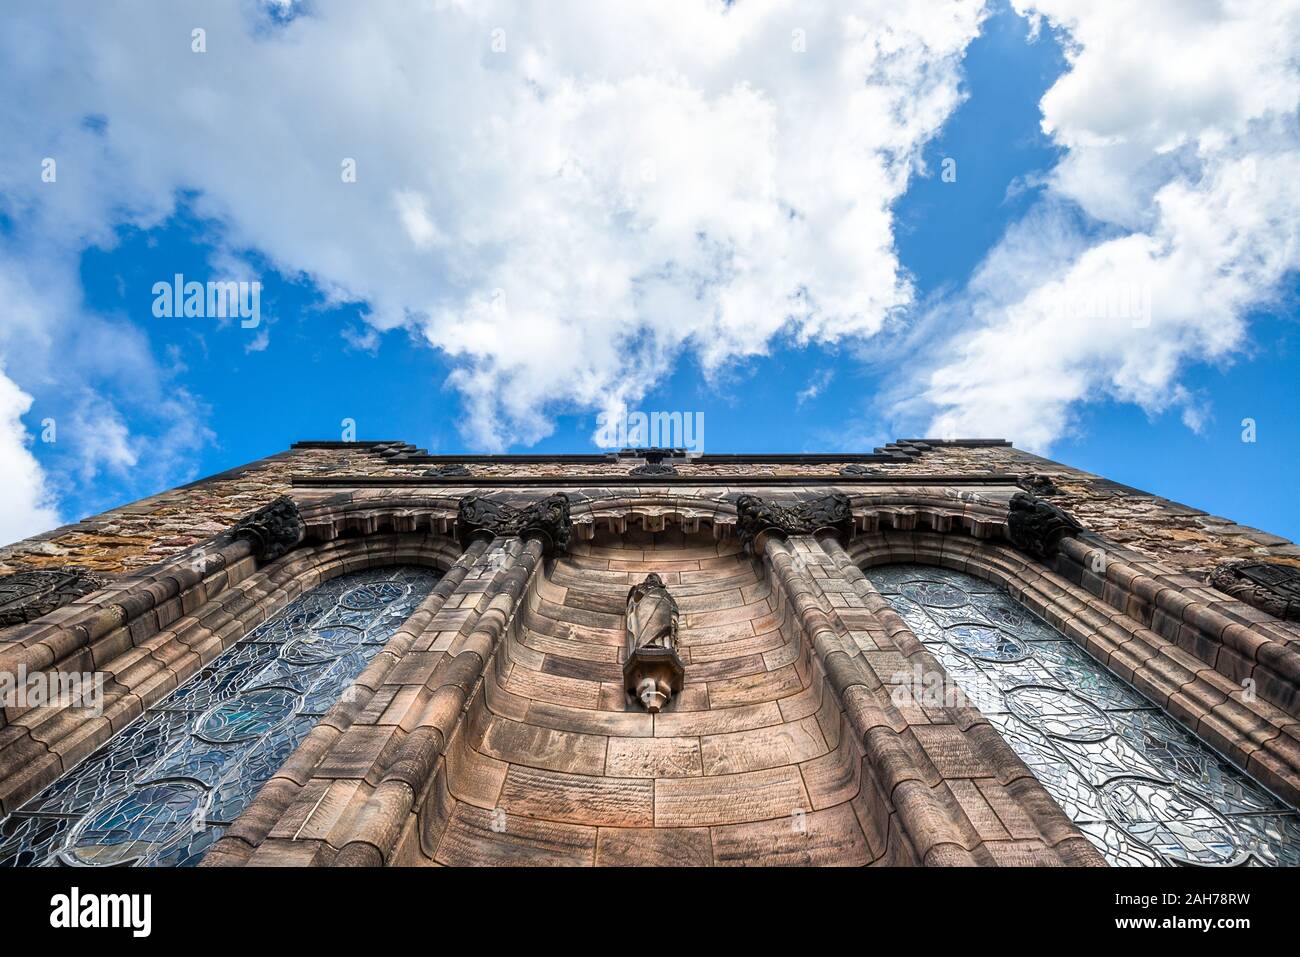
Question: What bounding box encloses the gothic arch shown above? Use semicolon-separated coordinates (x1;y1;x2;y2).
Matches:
842;527;1300;823
0;525;463;823
0;561;441;866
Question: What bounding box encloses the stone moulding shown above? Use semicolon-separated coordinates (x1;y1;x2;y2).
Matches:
1005;491;1083;559
230;495;306;563
735;493;854;549
455;493;572;554
1207;560;1300;622
0;567;109;628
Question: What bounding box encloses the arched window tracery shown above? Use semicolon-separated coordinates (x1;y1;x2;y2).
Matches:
866;564;1300;867
0;565;438;867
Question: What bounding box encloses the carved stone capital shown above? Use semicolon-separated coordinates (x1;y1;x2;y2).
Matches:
0;567;109;627
735;493;854;550
1207;560;1300;622
456;493;572;555
231;496;306;563
1006;492;1082;560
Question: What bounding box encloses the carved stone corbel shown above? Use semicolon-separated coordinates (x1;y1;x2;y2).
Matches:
1006;492;1082;560
622;573;684;712
0;567;109;627
231;496;306;562
1207;560;1300;622
456;493;572;555
735;493;854;551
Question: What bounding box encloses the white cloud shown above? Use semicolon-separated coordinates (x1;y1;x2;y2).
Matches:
0;365;60;543
0;0;988;468
917;0;1300;450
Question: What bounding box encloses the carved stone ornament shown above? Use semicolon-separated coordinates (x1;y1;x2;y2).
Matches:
629;461;678;476
425;463;471;478
840;464;878;477
456;493;572;554
231;496;306;563
735;493;854;550
1016;473;1060;497
1207;560;1300;622
622;573;685;713
0;567;109;627
1006;492;1082;560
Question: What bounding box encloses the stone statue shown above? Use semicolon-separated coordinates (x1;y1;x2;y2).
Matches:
625;573;679;652
623;573;684;712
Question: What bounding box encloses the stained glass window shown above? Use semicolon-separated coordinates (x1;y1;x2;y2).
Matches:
0;565;438;867
866;564;1300;866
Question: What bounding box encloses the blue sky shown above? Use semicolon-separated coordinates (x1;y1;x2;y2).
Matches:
2;1;1298;543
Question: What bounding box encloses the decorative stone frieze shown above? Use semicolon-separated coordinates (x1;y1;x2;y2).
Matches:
622;573;684;712
230;495;306;562
734;492;854;550
456;492;572;554
1006;492;1082;559
0;567;108;627
1207;560;1300;622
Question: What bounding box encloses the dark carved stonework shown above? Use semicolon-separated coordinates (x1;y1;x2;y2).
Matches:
0;568;108;627
629;462;677;476
231;496;306;563
1207;560;1300;622
425;463;471;478
457;493;572;554
623;573;685;712
735;493;854;549
840;464;878;477
1006;492;1082;560
1016;473;1060;496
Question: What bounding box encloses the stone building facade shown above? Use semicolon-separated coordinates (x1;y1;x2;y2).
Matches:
0;439;1298;866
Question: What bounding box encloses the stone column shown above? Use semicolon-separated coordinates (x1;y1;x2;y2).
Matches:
208;493;572;866
202;534;491;866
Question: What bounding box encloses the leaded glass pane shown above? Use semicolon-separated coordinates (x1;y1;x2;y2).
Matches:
866;563;1300;867
0;565;438;867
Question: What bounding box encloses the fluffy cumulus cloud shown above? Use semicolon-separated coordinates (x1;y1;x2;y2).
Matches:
919;0;1300;449
0;0;986;537
0;366;60;544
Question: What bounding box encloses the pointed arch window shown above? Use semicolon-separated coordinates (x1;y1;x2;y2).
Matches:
0;565;438;867
866;564;1300;866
